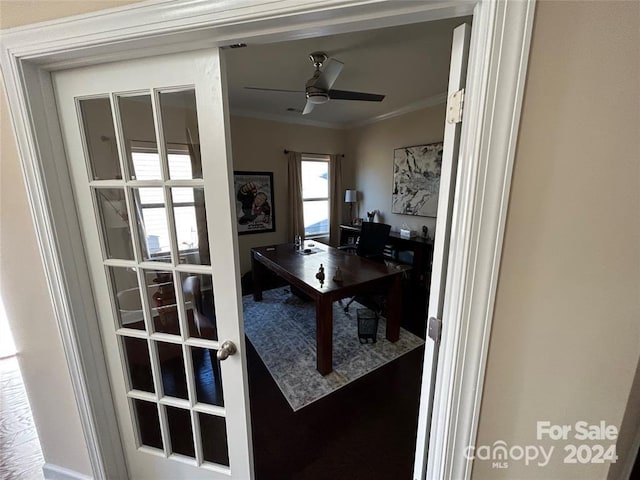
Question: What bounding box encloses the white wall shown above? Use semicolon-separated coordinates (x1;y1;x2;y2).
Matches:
347;105;446;238
473;1;640;479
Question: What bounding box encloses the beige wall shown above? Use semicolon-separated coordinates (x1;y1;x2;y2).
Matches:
473;2;640;479
2;1;639;479
347;105;446;237
228;105;444;274
0;1;143;476
229;115;347;273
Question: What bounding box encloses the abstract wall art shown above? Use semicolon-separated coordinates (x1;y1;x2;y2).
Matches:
391;142;443;217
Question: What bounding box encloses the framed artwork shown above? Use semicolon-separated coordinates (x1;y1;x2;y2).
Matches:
391;142;444;217
233;171;275;235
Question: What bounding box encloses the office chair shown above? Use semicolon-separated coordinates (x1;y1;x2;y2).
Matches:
340;222;391;312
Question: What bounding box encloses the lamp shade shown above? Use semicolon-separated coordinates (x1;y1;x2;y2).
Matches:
345;189;358;203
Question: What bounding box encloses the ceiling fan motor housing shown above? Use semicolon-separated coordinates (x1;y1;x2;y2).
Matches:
305;86;330;104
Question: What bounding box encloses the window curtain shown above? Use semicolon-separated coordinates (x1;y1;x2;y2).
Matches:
131;189;149;259
186;128;210;265
287;150;304;240
329;154;343;246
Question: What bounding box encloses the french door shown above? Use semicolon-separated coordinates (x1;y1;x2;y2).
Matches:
413;22;471;479
53;49;253;479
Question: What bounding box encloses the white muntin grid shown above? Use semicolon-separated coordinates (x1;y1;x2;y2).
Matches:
76;87;229;471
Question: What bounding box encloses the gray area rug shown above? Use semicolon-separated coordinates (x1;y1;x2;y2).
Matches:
242;287;424;411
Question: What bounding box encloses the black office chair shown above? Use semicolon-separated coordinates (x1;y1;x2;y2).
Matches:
340;222;391;312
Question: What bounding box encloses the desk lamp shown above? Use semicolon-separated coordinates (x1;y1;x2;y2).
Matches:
345;189;358;224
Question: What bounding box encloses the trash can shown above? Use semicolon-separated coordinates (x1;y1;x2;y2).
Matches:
357;308;379;344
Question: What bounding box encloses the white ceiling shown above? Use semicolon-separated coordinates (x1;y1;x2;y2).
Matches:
224;16;471;129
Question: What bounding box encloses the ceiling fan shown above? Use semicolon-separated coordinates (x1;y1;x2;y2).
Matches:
245;51;385;115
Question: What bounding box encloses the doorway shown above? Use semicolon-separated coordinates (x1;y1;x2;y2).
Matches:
223;17;470;478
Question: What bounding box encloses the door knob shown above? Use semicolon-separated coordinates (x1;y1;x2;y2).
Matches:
216;340;237;361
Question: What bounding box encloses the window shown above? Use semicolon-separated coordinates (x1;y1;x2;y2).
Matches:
131;148;199;256
301;155;330;237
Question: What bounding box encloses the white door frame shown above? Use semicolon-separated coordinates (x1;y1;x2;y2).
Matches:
0;1;536;479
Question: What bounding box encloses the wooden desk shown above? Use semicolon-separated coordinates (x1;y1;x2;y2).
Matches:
339;224;434;334
251;243;404;375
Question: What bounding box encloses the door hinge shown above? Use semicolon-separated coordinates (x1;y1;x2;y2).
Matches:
447;88;464;124
428;317;442;343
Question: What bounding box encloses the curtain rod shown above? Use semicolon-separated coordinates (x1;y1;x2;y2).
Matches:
284;149;344;158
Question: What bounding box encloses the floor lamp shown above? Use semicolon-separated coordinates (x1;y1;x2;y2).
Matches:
345;190;358;224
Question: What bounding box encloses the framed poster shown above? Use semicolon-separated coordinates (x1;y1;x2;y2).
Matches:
233;171;275;235
391;142;444;217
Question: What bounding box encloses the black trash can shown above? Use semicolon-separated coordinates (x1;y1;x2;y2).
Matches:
357;308;379;344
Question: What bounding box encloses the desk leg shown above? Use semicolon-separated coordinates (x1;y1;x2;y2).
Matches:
251;253;263;301
316;296;333;375
385;274;402;342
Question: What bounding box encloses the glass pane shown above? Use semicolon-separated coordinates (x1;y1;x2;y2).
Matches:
172;187;210;265
191;347;223;407
301;160;329;198
94;188;135;260
117;94;161;180
122;337;154;393
199;413;229;466
108;266;144;330
166;406;195;458
144;270;179;335
130;151;162;180
132;187;171;262
159;90;202;179
180;273;217;340
78;97;121;181
156;342;188;400
303;200;329;236
133;399;163;450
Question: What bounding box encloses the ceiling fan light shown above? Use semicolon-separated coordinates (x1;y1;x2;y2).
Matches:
306;92;329;104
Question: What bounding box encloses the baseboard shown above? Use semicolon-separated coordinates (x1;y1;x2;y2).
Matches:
43;464;93;480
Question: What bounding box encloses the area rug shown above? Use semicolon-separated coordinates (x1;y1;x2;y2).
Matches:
242;287;424;411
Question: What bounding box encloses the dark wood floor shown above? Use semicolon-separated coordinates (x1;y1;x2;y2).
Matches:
247;339;425;480
242;274;427;479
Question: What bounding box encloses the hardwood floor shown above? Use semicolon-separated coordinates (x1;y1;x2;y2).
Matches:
242;279;427;479
247;340;425;480
0;357;44;480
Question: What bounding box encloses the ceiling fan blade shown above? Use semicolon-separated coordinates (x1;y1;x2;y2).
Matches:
302;100;315;115
244;86;304;93
314;58;344;90
328;89;385;102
